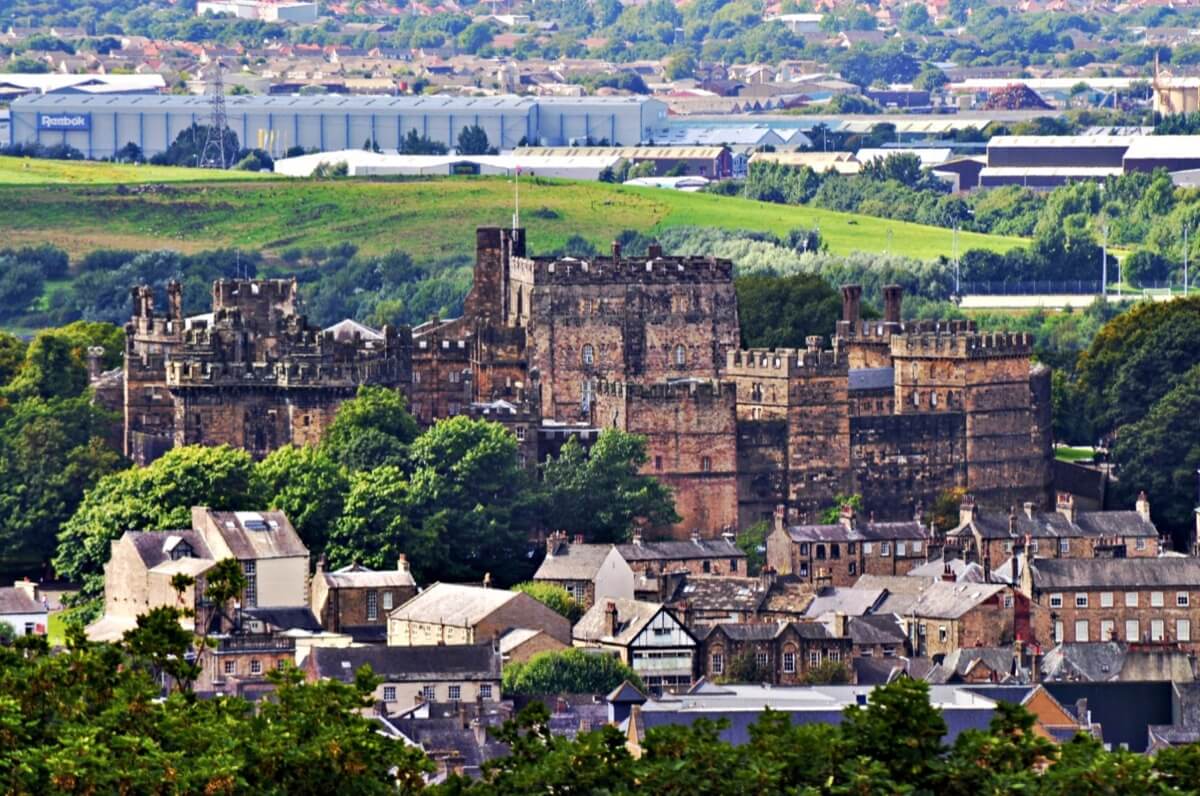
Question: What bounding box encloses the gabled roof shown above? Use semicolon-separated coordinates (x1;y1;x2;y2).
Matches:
0;587;43;615
780;520;926;544
1030;558;1200;591
952;508;1157;541
803;587;886;618
616;538;744;563
534;543;617;581
848;614;907;646
309;643;500;682
125;529;212;570
324;318;384;342
321;562;416;589
670;576;767;614
574;598;681;647
878;580;1007;620
206;510;308;560
607;680;647;704
388;583;518;626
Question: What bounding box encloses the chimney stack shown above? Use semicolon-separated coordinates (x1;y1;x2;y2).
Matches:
805;335;822;353
959;494;976;527
647;242;663;259
883;284;903;325
12;578;36;602
574;533;584;545
1056;492;1077;524
605;600;619;637
483;572;492;589
841;284;863;324
1023;502;1035;520
315;554;326;575
838;502;855;530
86;346;105;381
397;554;409;574
612;241;622;260
773;504;787;533
1136;491;1151;523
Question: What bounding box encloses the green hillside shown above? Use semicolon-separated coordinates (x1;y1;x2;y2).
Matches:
0;160;1023;262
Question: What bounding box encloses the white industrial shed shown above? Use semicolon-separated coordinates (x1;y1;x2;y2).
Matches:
9;93;668;160
273;149;621;179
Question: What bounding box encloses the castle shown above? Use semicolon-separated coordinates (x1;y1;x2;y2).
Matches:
119;227;1052;539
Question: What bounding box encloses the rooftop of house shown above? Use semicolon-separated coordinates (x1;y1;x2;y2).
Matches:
642;680;997;715
907;558;988;583
803;586;887;618
777;516;927;544
1042;641;1198;683
202;509;309;561
0;585;44;615
847;613;907;646
876;580;1008;620
574;598;675;647
124;529;213;571
387;583;519;626
1030;558;1200;591
669;576;768;614
698;620;833;643
616;537;744;563
533;539;618;582
950;495;1158;541
309;643;500;683
319;560;416;589
928;647;1027;684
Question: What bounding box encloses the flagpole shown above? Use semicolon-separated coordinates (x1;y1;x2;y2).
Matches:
513;165;520;230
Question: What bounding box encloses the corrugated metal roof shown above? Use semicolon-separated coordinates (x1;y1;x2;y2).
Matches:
515;146;726;159
987;135;1137;148
13;93;538;111
1124;135;1200;160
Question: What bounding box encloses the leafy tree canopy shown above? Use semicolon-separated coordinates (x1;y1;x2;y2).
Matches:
501;647;643;695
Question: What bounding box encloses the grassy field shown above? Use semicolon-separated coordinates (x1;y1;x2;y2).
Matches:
0;162;1025;262
1055;446;1096;463
0;155;278;185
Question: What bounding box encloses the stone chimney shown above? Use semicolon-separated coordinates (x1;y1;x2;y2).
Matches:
1023;502;1035;520
883;284;903;325
943;561;956;582
574;533;585;545
612;241;622;260
838;502;855;530
12;578;37;602
86;346;105;381
647;242;663;259
758;566;776;592
471;718;487;747
397;554;409;574
605;600;619;637
841;284;863;323
483;572;492;589
1136;491;1151;523
805;335;822;353
690;529;702;546
315;555;326;575
546;530;565;556
829;611;848;638
773;504;787;533
959;494;976;526
1056;492;1077;524
631;526;643;546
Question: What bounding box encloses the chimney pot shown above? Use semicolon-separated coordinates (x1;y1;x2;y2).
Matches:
574;533;584;545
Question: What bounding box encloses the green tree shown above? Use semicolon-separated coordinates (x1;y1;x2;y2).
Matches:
322;385;420;472
3;332;88;400
0;332;26;387
401;128;449;155
541;431;679;543
512;581;582;622
408;416;539;582
253;444;347;557
736;520;769;576
328;465;437;577
899;3;931;32
664;49;697;80
839;678;946;789
54;445;257;610
502;648;643;695
821;493;863;524
456;124;492;155
735;272;842;349
913;66;949;92
939;701;1056;795
802;660;852;684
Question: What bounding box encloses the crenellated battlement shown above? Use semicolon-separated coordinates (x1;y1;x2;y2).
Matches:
593;377;736;403
725;341;848;378
510;252;734;286
890;330;1033;359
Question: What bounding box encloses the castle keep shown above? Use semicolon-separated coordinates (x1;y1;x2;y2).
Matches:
119;226;1052;539
123;278;411;463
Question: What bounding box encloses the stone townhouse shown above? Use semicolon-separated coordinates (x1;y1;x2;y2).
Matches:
615;531;747;578
1023;558;1200;651
847;614;909;659
306;643;502;714
87;507;311;642
947;492;1161;569
765;504;930;587
532;533;635;610
573;598;697;694
387;582;572;647
870;576;1016;659
310;556;418;643
665;573;771;625
696;622;855;684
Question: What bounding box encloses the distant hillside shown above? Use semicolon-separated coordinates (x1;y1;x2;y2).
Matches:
0;159;1023;262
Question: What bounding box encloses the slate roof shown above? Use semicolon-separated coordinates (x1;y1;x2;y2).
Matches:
670;576;767;614
1042;643;1196;683
617;538;744;563
0;587;43;615
877;580;1007;619
388;583;519;625
853;656;909;685
848;367;894;392
781;520;926;544
951;508;1157;541
206;510;308;560
848;614;907;646
574;598;675;646
126;529;211;570
324;318;384;342
907;558;987;582
242;606;322;633
701;621;789;642
933;647;1024;683
309;643;500;683
534;543;615;581
1030;558;1200;590
803;587;886;618
321;562;416;589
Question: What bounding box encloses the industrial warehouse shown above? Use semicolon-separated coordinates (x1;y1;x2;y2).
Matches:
8;93;669;159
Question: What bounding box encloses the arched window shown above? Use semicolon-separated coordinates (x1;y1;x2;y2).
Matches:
582;344;594;366
674;344;686;366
